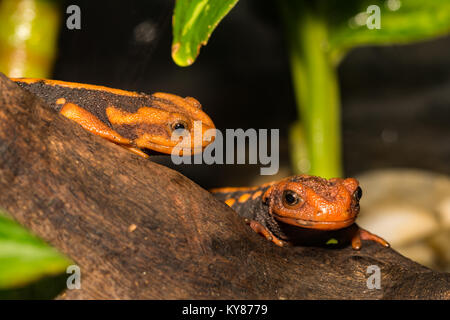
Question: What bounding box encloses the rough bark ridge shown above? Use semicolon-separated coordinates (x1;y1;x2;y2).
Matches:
0;74;448;299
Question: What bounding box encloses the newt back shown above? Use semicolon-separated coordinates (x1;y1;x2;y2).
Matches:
12;78;215;157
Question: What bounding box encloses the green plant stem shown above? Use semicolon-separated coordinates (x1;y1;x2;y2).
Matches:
0;0;61;78
281;1;342;178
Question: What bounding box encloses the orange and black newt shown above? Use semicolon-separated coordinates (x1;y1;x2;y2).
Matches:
12;78;215;158
211;175;389;250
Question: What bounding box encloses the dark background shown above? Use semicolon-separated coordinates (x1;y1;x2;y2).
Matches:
53;0;450;189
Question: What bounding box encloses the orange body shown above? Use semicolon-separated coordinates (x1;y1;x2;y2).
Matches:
12;78;215;158
211;175;389;249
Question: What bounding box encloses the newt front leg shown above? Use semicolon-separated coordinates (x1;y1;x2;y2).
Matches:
351;225;390;250
246;219;287;247
60;103;131;145
59;103;151;158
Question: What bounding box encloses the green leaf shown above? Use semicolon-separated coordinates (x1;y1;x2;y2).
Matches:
0;211;71;290
326;238;338;245
0;0;62;78
281;0;450;177
322;0;450;62
172;0;239;66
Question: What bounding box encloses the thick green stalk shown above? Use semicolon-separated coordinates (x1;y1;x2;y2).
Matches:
0;0;61;78
281;1;342;178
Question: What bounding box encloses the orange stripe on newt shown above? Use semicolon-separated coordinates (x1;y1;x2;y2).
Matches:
225;199;235;207
106;106;166;125
252;190;262;200
60;103;131;145
210;186;258;194
56;97;66;105
238;193;251;203
11;78;142;97
210;181;278;195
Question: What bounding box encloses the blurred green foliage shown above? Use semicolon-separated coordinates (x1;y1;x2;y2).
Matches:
171;0;450;177
172;0;239;66
0;0;61;78
0;0;67;299
0;211;70;294
325;0;450;63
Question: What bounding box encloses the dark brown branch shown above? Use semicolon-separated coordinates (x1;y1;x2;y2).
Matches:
0;73;448;299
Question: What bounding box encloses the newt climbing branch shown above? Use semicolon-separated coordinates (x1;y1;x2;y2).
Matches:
0;73;448;299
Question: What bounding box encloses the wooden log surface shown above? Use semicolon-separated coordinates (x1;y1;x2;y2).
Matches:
0;73;448;299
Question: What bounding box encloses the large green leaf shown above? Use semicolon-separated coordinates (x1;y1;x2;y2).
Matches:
172;0;239;66
0;211;70;290
321;0;450;62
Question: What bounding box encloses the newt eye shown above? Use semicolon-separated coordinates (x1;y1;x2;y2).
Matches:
171;120;188;132
354;187;362;201
282;190;301;207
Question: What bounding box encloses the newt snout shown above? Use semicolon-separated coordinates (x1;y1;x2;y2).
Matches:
263;176;361;230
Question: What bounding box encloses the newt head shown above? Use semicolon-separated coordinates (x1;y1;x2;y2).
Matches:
106;92;215;155
262;175;361;231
